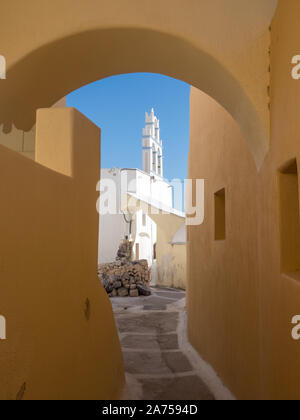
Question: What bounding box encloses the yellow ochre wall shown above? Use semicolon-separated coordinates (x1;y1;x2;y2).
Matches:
1;0;300;401
187;89;260;400
0;0;277;168
0;97;66;161
260;0;300;399
0;107;124;400
0;126;35;160
151;214;186;290
187;0;300;400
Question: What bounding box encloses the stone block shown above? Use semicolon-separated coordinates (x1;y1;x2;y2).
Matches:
118;287;128;297
129;289;139;297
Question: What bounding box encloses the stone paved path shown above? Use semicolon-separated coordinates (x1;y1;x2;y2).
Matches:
111;286;234;401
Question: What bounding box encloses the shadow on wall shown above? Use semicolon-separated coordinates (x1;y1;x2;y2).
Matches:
0;25;271;169
0;107;124;400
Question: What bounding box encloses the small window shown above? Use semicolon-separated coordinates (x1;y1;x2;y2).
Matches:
278;159;300;274
214;188;226;240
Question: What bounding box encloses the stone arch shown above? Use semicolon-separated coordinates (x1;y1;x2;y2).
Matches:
0;26;271;168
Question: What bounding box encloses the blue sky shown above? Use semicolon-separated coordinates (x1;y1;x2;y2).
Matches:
67;73;190;181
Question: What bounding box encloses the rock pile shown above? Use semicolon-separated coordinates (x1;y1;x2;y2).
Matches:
116;238;133;263
98;259;152;298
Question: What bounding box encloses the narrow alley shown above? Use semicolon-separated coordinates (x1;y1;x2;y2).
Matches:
111;287;234;401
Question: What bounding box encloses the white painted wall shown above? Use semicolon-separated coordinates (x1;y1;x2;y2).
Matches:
98;168;126;264
127;169;173;208
133;209;157;265
98;168;165;266
98;214;127;264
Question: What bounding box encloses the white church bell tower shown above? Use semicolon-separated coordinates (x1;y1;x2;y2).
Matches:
142;108;163;178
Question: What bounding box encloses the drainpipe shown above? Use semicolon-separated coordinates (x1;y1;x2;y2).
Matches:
120;168;136;240
122;210;133;237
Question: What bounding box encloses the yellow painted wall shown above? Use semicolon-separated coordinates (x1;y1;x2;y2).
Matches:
0;126;35;160
259;0;300;399
151;214;186;290
166;244;186;291
187;89;260;400
0;97;66;161
0;107;124;400
0;0;277;168
187;0;300;400
2;0;300;401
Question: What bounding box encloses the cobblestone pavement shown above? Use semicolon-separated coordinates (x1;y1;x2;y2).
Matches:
111;286;234;401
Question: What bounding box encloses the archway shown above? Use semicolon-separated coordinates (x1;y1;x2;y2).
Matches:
1;26;272;168
0;0;280;400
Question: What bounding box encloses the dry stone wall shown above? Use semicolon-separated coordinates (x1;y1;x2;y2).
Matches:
98;260;152;297
98;239;152;297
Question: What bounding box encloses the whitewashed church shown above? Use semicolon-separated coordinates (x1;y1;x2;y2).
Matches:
98;109;184;270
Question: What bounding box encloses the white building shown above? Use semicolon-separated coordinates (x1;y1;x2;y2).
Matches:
98;109;184;269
